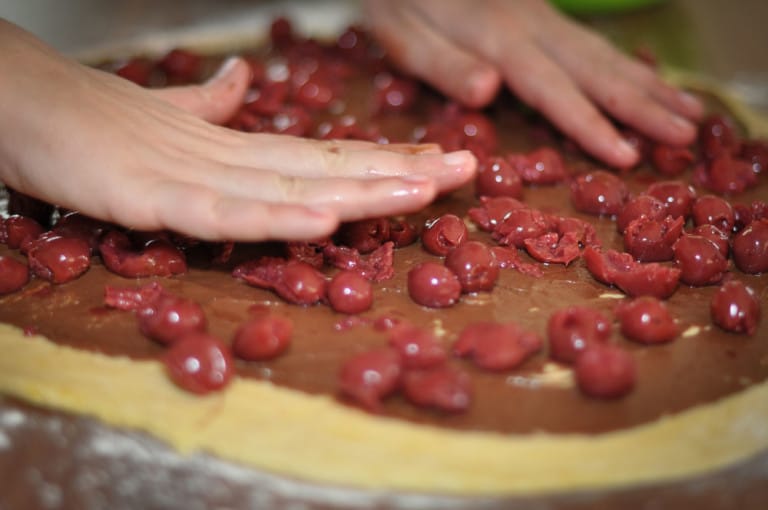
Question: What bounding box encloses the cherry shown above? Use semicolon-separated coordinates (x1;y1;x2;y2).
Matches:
575;346;636;399
699;153;757;195
454;321;542;371
646;180;697;220
337;218;390;254
137;294;207;345
475;157;523;198
387;324;446;369
547;306;612;364
508;147;568;185
372;72;417;114
710;280;761;335
157;48;202;83
570;170;628;216
731;219;768;274
421;214;468;256
327;270;374;314
407;262;462;308
739;139;768;175
444;240;499;293
673;235;728;286
338;347;402;411
163;332;234;395
114;57;153;86
615;297;678;344
468;196;526;233
699;114;739;159
623;215;684;262
232;315;293;360
691;224;730;258
104;282;165;311
99;231;187;278
401;366;472;413
492;207;551;248
616;195;667;234
274;260;327;305
523;232;582;265
3;215;43;249
26;234;91;283
0;256;29;294
583;247;681;299
691;195;735;233
387;219;419;248
650;144;695;176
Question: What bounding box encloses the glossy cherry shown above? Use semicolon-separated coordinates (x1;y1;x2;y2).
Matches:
232;315;293;360
137;294;207;345
327;270;374;314
401;366;472;413
421;214;468;256
26;234;91;283
673;235;728;286
475;157;523;198
444;240;499;293
163;332;234;394
454;321;542;371
387;324;447;369
570;170;628;216
0;256;29;294
575;346;636;399
547;306;612;364
731;219;768;274
616;194;667;234
338;347;402;411
407;262;462;308
615;297;678;344
646;180;697;220
691;195;735;233
710;280;761;335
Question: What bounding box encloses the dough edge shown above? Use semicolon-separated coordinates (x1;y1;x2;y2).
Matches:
1;323;767;497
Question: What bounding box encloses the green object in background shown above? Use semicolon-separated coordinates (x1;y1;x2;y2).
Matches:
551;0;665;14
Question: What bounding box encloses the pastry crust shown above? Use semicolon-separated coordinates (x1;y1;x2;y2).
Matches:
1;322;766;496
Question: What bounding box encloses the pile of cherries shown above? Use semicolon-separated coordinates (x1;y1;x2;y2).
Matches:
1;17;767;414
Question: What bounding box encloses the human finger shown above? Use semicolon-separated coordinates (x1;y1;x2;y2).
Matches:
363;0;500;108
221;134;477;192
116;179;340;241
150;57;250;125
538;25;701;146
495;39;639;168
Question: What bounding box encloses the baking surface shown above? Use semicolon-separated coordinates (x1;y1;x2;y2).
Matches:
1;1;768;508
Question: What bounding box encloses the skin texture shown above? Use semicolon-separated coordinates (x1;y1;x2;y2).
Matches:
363;0;704;168
0;19;476;241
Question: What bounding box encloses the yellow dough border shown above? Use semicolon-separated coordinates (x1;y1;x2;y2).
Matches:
1;323;767;496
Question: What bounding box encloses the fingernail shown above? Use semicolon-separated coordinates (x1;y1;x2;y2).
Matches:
209;56;240;83
442;150;471;167
616;138;639;161
679;91;703;112
671;113;695;133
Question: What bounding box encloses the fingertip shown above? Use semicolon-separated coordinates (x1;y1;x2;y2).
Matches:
609;138;641;170
677;91;705;121
461;66;502;108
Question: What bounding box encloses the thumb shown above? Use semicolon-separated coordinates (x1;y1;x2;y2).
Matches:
150;57;250;125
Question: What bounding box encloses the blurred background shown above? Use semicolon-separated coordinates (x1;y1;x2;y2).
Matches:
1;0;767;110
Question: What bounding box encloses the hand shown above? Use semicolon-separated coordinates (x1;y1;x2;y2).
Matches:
0;20;476;241
363;0;705;168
